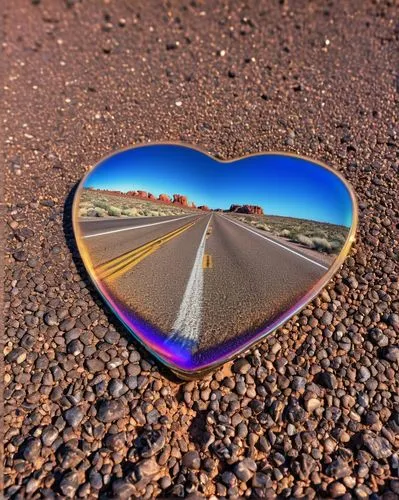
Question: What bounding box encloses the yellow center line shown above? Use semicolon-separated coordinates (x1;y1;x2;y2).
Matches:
94;219;198;281
202;254;213;269
97;221;193;273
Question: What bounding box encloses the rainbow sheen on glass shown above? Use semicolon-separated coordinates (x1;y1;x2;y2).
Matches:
73;144;357;378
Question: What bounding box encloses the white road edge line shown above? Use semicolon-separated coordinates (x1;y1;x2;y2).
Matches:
83;214;197;239
170;214;213;344
222;215;329;271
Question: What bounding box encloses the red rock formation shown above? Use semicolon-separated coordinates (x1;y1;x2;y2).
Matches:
253;206;263;215
87;187;204;209
229;204;264;215
198;205;210;211
159;194;171;203
173;194;188;206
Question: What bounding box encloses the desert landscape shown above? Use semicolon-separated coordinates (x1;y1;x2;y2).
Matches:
79;188;349;262
78;187;198;218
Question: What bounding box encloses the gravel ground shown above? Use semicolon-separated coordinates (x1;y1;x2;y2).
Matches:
3;0;399;498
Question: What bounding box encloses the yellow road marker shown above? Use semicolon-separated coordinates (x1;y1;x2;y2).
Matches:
95;219;197;281
202;254;213;269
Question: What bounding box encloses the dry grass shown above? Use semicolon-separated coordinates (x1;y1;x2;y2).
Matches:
234;214;349;255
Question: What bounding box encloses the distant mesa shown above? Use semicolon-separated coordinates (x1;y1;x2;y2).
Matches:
229;204;264;215
198;205;210;211
191;202;196;209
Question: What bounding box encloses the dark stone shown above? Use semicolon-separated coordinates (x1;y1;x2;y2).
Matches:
64;407;84;428
232;358;251;374
22;438;41;461
318;371;338;390
362;432;392;459
383;346;399;363
182;450;201;470
44;311;58;326
41;425;59;446
326;458;352;479
59;471;80;497
86;358;105;372
136;428;166;458
13;250;27;261
234;458;257;481
97;399;126;423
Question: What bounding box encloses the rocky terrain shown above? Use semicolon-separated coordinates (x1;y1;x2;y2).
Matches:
3;1;398;499
78;189;197;218
232;213;350;255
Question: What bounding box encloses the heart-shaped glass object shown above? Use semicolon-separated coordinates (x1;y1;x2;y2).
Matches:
73;144;357;378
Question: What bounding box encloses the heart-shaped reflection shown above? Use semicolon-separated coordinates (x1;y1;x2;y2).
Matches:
73;144;356;377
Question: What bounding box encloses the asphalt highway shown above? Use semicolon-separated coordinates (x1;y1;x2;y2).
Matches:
79;214;199;267
80;213;328;349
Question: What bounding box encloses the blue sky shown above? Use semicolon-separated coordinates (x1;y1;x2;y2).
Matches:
84;145;353;226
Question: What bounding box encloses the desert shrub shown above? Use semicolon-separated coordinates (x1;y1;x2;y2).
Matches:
330;240;344;253
310;230;328;239
292;233;314;248
79;201;92;209
107;206;122;216
256;223;271;231
94;199;110;210
280;229;291;237
311;237;332;253
94;208;107;217
334;233;346;243
121;208;138;216
79;208;88;217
